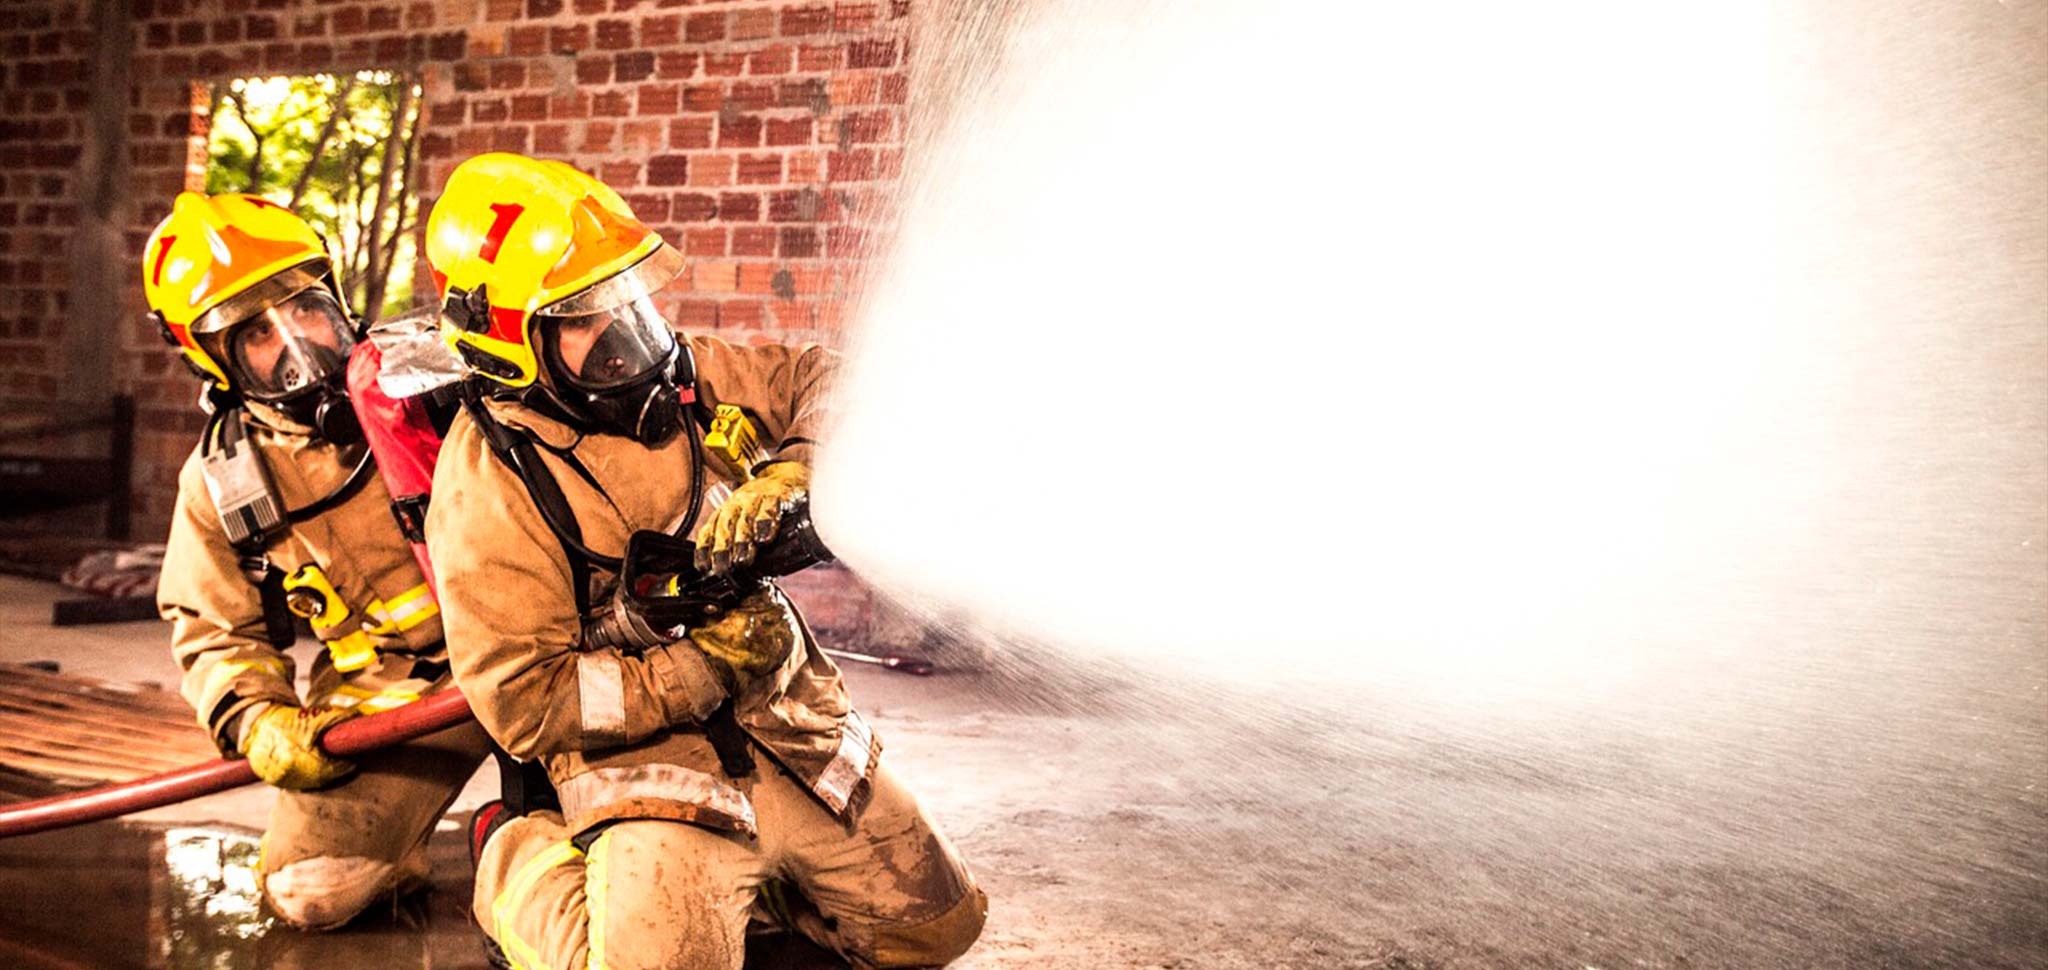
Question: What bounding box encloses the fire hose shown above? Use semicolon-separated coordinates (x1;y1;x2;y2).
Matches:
0;689;475;840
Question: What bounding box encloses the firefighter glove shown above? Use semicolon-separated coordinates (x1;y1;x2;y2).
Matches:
240;703;360;791
695;461;809;575
687;588;801;692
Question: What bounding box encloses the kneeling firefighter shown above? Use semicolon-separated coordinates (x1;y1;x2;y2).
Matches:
421;153;986;970
146;192;491;929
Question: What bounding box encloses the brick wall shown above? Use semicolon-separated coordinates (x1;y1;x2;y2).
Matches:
0;0;919;642
0;0;910;535
0;3;93;405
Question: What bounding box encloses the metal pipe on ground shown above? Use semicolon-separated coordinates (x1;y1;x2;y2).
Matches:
0;689;474;839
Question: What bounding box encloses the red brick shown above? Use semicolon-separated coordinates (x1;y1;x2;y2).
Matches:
672;192;718;221
614;50;654;82
595;18;631;49
368;6;401;31
837;110;892;144
430;99;468;126
656;51;698;79
642;14;679;46
677;300;719;328
846;39;895;69
834;3;878;32
765;116;812;146
511;93;549;121
472;98;509;123
688;155;734;188
646;154;689;186
575;56;610;85
718;115;762;148
636;83;678;115
668;117;712;149
621;193;671;222
717;192;760;221
486;0;522;22
830;73;878;106
429;30;466;59
736;154;782;185
879;72;908;104
581;121;616;151
492;125;531;153
551;90;591;119
508;25;547;56
721;299;765;329
728;82;774;111
826;149;873;182
490;62;526;89
533;123;570;153
748;46;793;76
550;24;589;52
779;227;819;259
768;188;819;221
731;8;775;40
825;225;866;258
685;11;725;42
737;262;776;294
798;43;842;73
683;84;720;112
592;89;630;117
621;119;664;151
730;226;777;257
768;300;813;328
685;230;728;259
703;52;747;77
781;5;831;35
528;0;565;16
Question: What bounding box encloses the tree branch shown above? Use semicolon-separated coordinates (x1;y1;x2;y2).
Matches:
289;76;356;210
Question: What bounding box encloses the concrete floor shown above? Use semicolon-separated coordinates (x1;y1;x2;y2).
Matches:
1;574;2045;969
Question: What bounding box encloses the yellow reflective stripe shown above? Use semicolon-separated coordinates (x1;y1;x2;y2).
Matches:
489;840;584;970
324;630;378;673
364;583;438;634
201;655;288;704
587;829;612;970
317;683;420;714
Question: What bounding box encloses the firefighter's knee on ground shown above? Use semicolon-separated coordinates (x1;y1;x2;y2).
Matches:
865;883;989;968
263;855;398;930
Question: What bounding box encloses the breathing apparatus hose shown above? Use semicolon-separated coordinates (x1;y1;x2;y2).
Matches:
0;689;474;840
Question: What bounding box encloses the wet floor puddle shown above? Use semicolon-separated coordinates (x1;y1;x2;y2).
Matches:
0;820;846;969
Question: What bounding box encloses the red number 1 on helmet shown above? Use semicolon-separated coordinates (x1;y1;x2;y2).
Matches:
479;203;526;265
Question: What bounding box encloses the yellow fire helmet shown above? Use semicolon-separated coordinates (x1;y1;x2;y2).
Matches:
425;152;683;389
142;192;334;391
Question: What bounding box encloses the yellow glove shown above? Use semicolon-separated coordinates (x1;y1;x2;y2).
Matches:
688;589;801;692
239;704;360;791
695;461;810;575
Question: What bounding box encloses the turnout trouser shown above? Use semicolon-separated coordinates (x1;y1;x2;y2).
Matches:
475;759;986;970
259;719;494;929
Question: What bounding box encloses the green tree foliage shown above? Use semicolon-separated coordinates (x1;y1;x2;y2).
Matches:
204;71;422;323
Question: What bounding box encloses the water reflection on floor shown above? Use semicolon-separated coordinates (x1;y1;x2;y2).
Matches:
0;820;847;970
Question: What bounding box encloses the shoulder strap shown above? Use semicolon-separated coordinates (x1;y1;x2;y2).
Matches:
461;393;617;612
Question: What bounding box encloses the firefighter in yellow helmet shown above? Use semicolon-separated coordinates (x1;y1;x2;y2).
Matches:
420;153;985;969
145;192;490;929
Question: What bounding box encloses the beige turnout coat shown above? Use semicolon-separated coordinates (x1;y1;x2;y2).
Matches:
425;334;874;836
158;409;449;752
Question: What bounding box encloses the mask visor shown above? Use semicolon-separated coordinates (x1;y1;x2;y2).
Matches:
202;287;356;401
538;296;678;392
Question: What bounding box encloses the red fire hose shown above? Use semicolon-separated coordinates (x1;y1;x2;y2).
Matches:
0;689;475;839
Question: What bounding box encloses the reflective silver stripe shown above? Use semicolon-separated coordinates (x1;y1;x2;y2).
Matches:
812;710;874;814
576;652;628;748
555;764;757;833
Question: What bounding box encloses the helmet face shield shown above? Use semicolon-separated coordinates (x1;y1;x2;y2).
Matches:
538;296;677;392
202;287;356;402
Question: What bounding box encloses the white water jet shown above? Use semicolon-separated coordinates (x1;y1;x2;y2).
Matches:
815;0;2046;727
